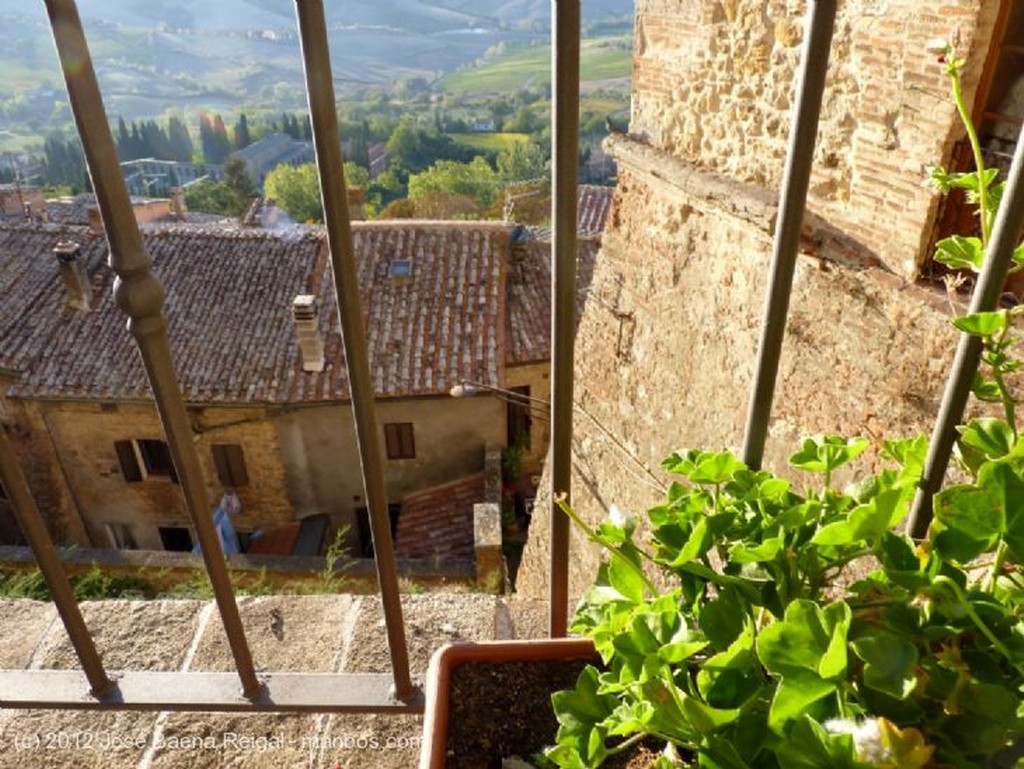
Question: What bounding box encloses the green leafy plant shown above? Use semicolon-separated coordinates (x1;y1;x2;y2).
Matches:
927;39;1024;276
546;403;1024;766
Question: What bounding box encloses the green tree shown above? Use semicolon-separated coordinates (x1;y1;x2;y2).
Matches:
183;179;246;216
233;113;251;150
264;163;323;223
408;156;499;212
224;155;256;202
496;141;548;182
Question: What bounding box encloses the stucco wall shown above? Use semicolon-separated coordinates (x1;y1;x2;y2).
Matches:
631;0;1000;277
276;396;506;538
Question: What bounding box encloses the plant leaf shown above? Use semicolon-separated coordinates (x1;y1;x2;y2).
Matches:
852;630;918;699
935;235;984;271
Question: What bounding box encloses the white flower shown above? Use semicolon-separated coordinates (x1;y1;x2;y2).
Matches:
925;37;950;55
608;504;636;530
825;718;890;766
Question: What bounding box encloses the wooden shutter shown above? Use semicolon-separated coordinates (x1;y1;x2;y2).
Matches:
212;444;249;486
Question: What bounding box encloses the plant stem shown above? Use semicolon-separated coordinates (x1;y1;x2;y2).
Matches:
557;497;658;595
935;575;1024;677
986;540;1009;593
949;63;991;247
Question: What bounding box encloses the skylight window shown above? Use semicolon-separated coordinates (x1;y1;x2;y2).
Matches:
388;258;412;278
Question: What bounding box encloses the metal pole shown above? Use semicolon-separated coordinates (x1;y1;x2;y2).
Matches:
43;0;262;699
907;128;1024;537
741;0;837;470
550;0;581;638
293;0;414;700
0;425;113;697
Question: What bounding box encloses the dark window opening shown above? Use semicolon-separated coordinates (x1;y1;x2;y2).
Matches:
507;385;533;448
138;439;175;478
355;504;402;558
383;422;415;459
115;439;177;482
211;443;249;487
159;526;193;552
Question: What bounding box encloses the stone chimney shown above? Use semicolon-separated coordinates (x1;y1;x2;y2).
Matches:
169;187;187;220
87;206;103;236
53;241;93;311
291;295;324;372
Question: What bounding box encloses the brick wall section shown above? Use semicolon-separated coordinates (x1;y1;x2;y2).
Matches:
631;0;999;277
395;474;486;560
516;159;974;601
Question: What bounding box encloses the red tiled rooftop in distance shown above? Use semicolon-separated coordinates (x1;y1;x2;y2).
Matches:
577;184;613;236
395;473;485;560
2;220;511;404
505;237;600;365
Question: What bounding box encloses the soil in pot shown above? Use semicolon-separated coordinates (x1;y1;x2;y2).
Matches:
444;659;662;768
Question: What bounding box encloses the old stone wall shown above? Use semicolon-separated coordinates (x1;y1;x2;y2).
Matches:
632;0;999;277
516;154;968;601
13;400;293;549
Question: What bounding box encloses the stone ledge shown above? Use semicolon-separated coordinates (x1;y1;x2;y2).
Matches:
605;132;885;272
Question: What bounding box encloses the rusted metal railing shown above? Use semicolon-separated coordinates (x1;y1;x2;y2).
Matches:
294;0;414;701
742;0;837;470
549;0;581;639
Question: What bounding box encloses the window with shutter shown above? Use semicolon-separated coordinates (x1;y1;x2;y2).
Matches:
211;444;249;487
383;422;415;459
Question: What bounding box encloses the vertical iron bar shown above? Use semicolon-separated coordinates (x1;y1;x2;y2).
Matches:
741;0;837;470
0;425;113;696
907;129;1024;537
550;0;581;638
293;0;414;699
43;0;262;699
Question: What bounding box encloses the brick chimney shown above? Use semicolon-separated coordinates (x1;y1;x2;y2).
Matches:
53;241;93;311
291;295;324;372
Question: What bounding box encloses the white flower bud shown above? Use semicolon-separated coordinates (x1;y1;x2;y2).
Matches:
608;504;636;530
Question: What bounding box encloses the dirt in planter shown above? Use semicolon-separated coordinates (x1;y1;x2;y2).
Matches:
444;659;661;768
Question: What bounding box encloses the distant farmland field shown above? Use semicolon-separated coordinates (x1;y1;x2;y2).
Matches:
451;132;533;152
440;37;631;94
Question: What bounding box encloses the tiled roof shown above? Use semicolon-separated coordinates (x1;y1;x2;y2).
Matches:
395;474;485;560
47;194;229;226
2;220;510;404
505;238;600;365
577;184;613;236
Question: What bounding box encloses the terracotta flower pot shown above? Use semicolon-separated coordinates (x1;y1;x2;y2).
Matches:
419;638;599;769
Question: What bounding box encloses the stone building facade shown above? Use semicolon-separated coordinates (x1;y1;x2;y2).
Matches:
518;0;1011;601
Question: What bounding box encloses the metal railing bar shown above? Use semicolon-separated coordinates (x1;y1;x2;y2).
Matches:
0;671;423;713
293;0;414;701
549;0;582;638
0;426;114;697
43;0;262;699
741;0;837;470
907;127;1024;538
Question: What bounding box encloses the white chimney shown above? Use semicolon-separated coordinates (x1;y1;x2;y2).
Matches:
291;295;324;372
53;241;92;311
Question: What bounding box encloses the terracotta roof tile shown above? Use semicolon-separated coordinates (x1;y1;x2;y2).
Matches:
2;220;511;404
505;238;600;365
577;184;613;236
